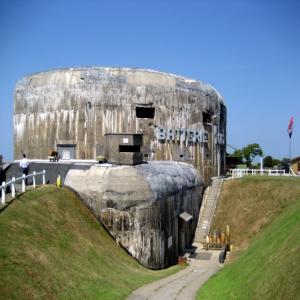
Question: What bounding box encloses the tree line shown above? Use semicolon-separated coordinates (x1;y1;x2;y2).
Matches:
231;143;290;169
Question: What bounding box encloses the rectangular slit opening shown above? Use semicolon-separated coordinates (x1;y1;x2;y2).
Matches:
202;112;212;123
119;145;141;153
136;107;155;119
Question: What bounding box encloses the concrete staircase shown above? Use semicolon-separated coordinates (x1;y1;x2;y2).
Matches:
194;177;224;243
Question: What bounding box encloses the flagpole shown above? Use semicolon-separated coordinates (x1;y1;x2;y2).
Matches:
287;116;294;165
289;136;291;174
289;136;291;161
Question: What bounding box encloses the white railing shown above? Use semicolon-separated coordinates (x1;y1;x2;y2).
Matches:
289;167;296;176
230;168;286;178
1;170;46;205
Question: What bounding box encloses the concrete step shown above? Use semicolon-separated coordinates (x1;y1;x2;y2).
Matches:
202;206;216;210
194;178;224;244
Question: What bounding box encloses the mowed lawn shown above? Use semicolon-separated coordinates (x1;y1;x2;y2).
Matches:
198;176;300;300
0;186;182;300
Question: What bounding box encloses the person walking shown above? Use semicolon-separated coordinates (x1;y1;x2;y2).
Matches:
19;154;30;185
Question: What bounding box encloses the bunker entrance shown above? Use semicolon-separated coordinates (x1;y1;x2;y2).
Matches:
178;212;193;254
57;144;76;160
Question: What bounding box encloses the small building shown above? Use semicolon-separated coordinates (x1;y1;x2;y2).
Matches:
291;156;300;175
104;133;143;165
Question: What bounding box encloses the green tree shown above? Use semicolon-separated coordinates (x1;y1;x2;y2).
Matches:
263;155;273;168
263;156;281;168
272;158;281;167
232;149;244;163
233;143;263;167
279;157;290;172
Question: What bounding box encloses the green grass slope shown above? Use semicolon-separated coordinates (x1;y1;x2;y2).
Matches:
197;177;300;300
0;186;182;300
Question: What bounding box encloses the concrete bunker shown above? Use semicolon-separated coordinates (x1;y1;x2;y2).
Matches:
14;67;226;182
65;161;203;269
12;67;226;269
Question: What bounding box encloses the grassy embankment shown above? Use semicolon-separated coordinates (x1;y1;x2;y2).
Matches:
198;176;300;300
0;186;183;300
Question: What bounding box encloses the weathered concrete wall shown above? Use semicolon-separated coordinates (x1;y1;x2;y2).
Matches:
65;161;203;269
14;67;226;182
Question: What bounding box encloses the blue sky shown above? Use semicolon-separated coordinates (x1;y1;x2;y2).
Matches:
0;0;299;161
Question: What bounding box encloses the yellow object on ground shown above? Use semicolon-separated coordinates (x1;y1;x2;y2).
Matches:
56;175;61;187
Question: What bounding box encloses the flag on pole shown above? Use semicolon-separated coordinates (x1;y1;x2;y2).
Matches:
287;116;294;138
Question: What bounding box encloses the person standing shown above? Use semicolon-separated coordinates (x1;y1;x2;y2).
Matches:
19;154;30;184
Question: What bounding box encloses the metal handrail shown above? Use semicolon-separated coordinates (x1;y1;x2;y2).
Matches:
1;170;46;205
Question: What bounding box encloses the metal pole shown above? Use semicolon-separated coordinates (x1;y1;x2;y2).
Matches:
289;137;291;161
12;177;16;198
289;137;291;174
22;174;26;192
33;171;36;188
1;182;6;204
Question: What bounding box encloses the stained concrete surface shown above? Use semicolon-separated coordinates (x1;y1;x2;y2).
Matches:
65;161;203;269
127;246;222;300
14;67;227;183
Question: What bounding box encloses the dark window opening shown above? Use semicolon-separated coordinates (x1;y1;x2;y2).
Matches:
119;145;140;153
136;107;155;119
203;112;212;123
204;144;211;159
144;153;149;157
180;154;184;158
220;103;226;124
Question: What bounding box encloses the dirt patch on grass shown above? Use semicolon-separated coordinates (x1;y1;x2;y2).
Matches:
25;248;50;266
